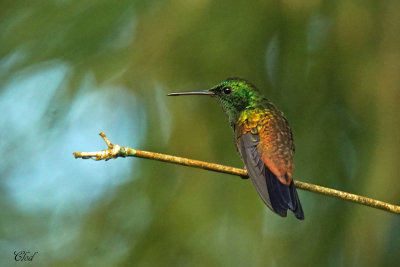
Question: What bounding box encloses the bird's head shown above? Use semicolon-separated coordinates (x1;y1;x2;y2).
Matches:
168;78;261;123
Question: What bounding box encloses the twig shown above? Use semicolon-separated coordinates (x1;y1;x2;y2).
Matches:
73;132;400;215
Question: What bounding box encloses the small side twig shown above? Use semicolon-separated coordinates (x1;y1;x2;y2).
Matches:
73;132;400;215
73;132;128;161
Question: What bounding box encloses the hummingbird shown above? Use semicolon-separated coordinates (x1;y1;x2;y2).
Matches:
168;78;304;220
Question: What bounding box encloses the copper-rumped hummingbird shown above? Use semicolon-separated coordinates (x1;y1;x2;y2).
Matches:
168;78;304;220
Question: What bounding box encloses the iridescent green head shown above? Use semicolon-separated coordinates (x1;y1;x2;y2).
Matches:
168;78;263;123
209;78;260;116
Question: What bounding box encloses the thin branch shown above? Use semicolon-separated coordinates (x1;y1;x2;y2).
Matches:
73;132;400;215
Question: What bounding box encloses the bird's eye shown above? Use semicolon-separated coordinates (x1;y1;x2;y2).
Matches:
223;87;232;95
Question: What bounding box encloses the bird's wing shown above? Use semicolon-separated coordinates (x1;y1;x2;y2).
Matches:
236;130;274;211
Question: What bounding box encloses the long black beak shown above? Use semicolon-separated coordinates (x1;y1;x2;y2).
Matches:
167;90;215;96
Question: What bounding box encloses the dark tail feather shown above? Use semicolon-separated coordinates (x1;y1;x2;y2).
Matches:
265;168;305;220
289;181;304;220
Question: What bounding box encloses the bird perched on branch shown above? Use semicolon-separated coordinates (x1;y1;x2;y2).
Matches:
168;78;304;220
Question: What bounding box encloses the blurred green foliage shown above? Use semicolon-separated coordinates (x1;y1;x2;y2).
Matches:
1;0;400;266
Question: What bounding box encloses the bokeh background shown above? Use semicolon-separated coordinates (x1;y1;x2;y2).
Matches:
1;0;400;266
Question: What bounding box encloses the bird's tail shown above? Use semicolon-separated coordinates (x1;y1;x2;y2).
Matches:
265;168;305;220
288;181;304;220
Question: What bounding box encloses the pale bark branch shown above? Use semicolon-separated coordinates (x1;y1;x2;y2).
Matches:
73;132;400;215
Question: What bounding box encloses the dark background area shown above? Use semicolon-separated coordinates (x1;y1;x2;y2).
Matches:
1;0;400;266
